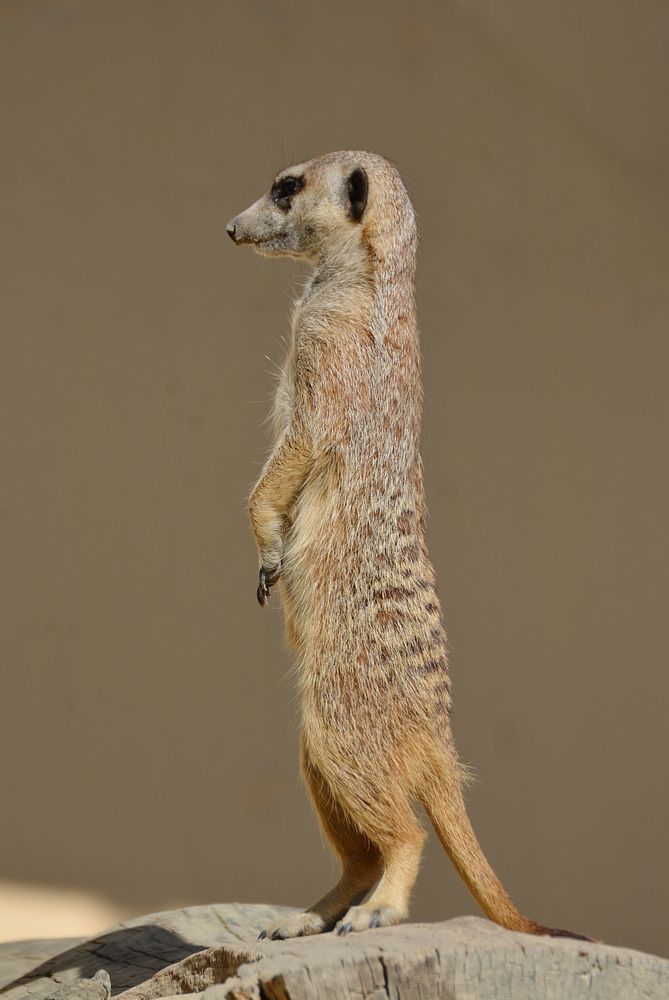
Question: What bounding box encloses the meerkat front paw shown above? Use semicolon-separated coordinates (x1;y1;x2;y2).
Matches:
335;904;404;935
258;910;326;940
257;562;282;606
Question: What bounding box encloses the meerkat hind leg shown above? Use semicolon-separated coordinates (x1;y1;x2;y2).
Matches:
335;820;426;935
259;757;382;940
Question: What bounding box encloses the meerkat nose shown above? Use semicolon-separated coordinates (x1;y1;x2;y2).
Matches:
226;222;238;242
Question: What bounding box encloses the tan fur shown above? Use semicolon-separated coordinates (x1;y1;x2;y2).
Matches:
228;151;588;941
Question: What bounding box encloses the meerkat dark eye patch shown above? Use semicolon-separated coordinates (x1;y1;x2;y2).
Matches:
347;167;368;222
270;174;305;211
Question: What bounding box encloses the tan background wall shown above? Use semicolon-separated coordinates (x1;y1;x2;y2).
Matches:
2;0;668;957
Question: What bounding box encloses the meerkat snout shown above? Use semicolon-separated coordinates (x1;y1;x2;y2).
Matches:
226;211;258;246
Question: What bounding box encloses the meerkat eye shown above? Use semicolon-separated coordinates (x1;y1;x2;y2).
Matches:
270;175;305;210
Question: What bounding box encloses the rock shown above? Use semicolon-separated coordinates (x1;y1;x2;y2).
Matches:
1;903;667;1000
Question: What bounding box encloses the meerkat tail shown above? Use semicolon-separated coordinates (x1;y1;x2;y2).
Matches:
421;764;592;940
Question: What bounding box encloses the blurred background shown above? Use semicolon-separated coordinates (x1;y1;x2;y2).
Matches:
1;0;668;958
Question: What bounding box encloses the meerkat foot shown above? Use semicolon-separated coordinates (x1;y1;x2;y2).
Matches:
335;904;404;936
259;910;327;940
257;563;281;606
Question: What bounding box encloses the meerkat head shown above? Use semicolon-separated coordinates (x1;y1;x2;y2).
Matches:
227;151;415;265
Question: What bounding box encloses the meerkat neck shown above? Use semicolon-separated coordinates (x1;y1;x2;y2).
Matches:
304;227;417;342
310;238;373;290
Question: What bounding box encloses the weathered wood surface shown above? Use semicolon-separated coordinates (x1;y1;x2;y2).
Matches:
0;903;286;999
1;903;668;1000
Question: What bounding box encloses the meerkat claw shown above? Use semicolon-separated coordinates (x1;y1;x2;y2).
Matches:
257;564;281;606
257;572;269;606
257;929;267;940
336;922;353;936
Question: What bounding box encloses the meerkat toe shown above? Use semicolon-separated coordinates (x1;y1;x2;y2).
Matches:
260;911;326;940
334;905;404;934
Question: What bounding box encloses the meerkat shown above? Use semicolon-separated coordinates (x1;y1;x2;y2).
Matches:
227;151;588;942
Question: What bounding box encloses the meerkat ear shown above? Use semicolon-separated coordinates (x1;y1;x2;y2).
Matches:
347;167;368;222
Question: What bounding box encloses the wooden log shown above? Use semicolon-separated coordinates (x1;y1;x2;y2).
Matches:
1;903;667;1000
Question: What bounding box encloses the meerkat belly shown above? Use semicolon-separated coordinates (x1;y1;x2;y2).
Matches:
282;475;453;752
